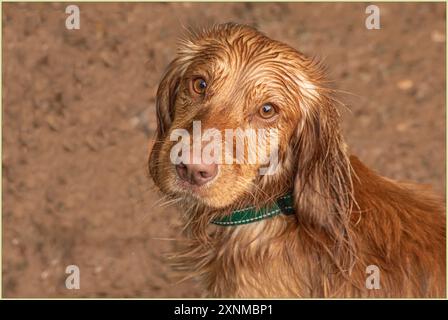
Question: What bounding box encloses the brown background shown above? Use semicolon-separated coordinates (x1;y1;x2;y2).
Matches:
2;2;445;297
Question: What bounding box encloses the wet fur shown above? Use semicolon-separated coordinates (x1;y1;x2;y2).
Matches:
149;23;446;297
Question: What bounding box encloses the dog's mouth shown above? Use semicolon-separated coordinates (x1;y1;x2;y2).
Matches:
171;185;220;209
175;179;210;195
170;169;216;204
170;172;250;210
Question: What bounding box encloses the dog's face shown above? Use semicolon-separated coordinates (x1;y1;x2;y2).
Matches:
150;24;332;210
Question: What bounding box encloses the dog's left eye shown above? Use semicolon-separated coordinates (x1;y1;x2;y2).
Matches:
258;103;277;119
192;78;207;94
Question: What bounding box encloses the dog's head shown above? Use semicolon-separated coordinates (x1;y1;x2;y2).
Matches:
149;23;352;226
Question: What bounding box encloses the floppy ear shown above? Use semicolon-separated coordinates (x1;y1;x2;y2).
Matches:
149;58;188;182
293;91;357;272
155;58;185;138
293;92;354;231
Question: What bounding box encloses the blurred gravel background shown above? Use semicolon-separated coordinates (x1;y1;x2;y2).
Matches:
2;2;445;297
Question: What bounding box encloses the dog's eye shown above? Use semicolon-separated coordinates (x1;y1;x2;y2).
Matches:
192;78;207;94
258;103;277;119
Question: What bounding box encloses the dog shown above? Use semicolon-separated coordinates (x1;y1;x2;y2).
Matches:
149;23;446;298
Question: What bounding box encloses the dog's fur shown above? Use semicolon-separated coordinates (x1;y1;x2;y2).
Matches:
149;23;446;298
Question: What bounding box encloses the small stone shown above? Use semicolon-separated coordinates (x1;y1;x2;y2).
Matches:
62;142;75;152
94;266;103;274
397;79;414;91
431;30;445;43
85;136;99;151
100;51;114;67
130;116;140;128
359;72;371;82
396;122;410;132
46;114;59;131
40;270;49;280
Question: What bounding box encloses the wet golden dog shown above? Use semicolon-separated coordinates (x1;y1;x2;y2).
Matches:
149;23;446;297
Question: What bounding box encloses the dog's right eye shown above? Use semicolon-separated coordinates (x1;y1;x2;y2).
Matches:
258;103;277;120
192;78;207;95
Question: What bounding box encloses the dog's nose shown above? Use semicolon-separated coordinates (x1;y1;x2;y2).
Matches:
176;162;218;186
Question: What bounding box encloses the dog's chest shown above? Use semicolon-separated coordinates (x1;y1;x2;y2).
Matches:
202;222;311;297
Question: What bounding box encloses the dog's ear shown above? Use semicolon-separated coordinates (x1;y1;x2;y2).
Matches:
155;58;185;137
292;92;358;273
293;93;354;231
149;58;187;182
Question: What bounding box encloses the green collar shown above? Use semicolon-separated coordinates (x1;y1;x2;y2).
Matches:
211;193;295;226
